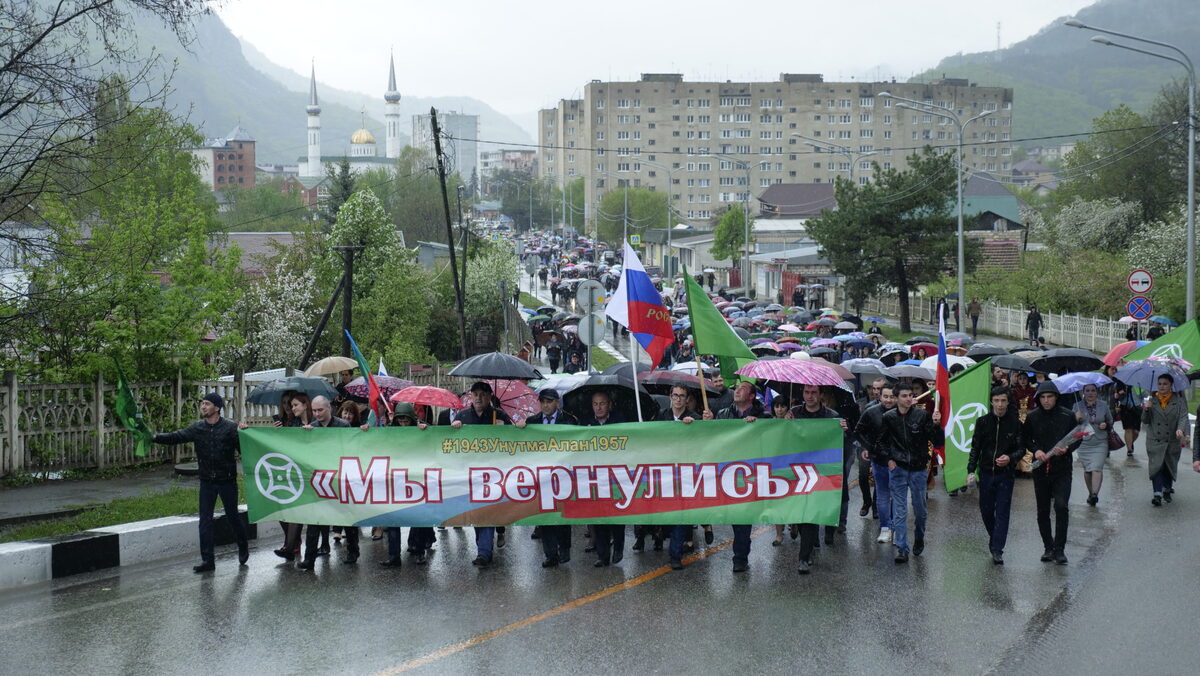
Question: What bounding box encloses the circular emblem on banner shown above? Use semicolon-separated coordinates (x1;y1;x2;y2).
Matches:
946;402;989;453
1151;344;1183;359
255;453;304;504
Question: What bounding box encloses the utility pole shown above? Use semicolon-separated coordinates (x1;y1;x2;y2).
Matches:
331;245;363;356
457;184;468;304
430;108;469;359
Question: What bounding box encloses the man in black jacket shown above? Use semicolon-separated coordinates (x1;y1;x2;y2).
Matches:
579;390;627;567
516;390;578;567
856;382;896;544
296;395;352;569
878;382;944;563
1023;381;1079;565
789;385;849;574
152;393;248;573
968;386;1023;565
452;381;513;567
703;381;764;572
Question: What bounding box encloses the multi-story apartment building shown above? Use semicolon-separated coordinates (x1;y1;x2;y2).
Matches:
539;73;1014;227
412;111;480;180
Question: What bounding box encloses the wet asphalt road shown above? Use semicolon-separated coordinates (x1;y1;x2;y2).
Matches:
2;451;1197;675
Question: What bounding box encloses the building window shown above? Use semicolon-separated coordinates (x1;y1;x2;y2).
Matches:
860;97;874;107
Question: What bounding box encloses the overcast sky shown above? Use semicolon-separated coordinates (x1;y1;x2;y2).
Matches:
214;0;1095;117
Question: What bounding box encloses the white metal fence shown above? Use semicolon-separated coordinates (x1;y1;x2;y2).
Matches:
862;293;1133;352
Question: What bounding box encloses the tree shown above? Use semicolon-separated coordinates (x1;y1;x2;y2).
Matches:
1054;105;1177;223
594;187;667;244
0;1;206;227
218;178;310;233
1042;198;1143;255
492;170;560;232
4;109;241;382
465;242;519;331
317;189;403;303
565;177;586;233
360;147;462;247
218;260;316;375
709;206;754;267
320;159;356;227
805;149;977;332
355;258;435;368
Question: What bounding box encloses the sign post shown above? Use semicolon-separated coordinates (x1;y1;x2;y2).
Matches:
575;281;607;369
1127;269;1153;295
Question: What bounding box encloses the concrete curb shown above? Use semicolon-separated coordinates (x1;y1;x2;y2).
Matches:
0;506;259;591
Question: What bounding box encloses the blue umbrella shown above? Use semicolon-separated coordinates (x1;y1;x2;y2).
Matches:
1051;372;1112;394
865;316;887;324
897;358;922;366
1148;315;1178;327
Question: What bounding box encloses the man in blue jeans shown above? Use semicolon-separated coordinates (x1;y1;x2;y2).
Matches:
878;383;943;563
967;386;1023;565
856;383;896;544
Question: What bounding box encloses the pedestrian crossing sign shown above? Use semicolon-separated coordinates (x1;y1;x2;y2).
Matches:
629;235;641;245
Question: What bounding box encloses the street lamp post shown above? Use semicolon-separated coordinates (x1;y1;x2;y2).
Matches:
879;92;992;316
1065;19;1196;323
713;153;753;295
638;157;676;277
791;133;876;183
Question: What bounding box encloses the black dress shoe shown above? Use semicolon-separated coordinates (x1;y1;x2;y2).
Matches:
296;561;314;570
913;539;925;556
379;557;402;568
542;558;560;568
193;561;215;573
1087;493;1098;506
669;559;684;570
316;545;330;556
612;549;623;564
704;528;714;545
343;555;358;565
632;536;645;551
238;543;249;565
531;527;542;540
497;532;507;548
653;539;664;551
1054;549;1068;565
1164;492;1172;503
732;561;748;573
1041;548;1054;562
273;547;295;561
472;555;491;567
415;551;427;565
559;551;570;564
859;505;871;517
593;560;609;567
824;532;834;546
1152;495;1163;507
991;551;1004;565
894;550;909;564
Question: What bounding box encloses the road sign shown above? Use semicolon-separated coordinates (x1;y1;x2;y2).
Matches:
577;312;606;346
1128;295;1154;320
575;280;607;314
1127;269;1153;294
629;234;641;245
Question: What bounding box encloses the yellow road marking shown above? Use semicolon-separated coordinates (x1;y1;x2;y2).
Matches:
375;526;772;675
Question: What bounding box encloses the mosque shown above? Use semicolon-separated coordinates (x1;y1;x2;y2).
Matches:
298;54;403;178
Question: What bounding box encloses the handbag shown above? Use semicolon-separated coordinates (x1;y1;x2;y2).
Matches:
1107;428;1125;451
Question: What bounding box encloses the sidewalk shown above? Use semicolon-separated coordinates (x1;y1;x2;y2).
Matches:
518;271;630;370
0;464;186;526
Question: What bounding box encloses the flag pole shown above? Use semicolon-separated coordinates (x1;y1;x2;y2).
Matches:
630;334;644;422
696;359;710;413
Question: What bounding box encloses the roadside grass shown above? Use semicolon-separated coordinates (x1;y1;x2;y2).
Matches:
0;477;246;543
589;348;620;372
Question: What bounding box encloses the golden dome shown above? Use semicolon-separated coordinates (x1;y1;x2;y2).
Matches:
351;127;376;145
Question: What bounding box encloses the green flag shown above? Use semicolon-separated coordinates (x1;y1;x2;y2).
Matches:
1124;318;1200;365
682;266;756;380
943;357;991;493
113;362;153;457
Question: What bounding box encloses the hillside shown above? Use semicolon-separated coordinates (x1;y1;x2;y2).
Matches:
125;9;528;164
910;0;1200;142
237;39;533;154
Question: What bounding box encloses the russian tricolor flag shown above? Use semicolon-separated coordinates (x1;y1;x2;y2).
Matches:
934;303;952;463
605;242;675;366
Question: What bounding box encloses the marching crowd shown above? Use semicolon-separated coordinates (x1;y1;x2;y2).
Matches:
154;365;1200;576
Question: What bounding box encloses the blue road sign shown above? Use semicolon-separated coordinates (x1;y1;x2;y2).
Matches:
1127;296;1153;320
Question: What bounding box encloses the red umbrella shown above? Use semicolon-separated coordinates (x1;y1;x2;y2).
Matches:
459;379;539;421
390;385;461;409
1102;340;1149;367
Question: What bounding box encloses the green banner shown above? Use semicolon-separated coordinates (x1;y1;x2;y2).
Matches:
239;420;844;527
944;358;991;493
1125;318;1200;366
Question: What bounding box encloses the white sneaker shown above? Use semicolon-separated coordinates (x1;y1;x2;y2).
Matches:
876;528;891;543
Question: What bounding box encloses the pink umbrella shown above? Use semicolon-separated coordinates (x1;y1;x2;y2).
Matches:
751;341;781;353
810;338;840;348
390;385;462;408
736;358;851;392
345;375;414;399
459;379;539;421
778;324;802;332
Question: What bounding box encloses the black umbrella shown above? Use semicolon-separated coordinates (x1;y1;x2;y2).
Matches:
246;376;338;405
808;346;838;358
989;354;1036;372
1029;348;1104;374
562;374;659;422
732;327;752;339
1009;345;1045;353
446;352;544;380
905;335;936;345
966;343;1007;358
602;362;654;377
536;305;557;316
